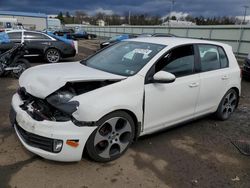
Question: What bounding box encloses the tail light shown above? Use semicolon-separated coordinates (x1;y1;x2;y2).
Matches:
71;41;75;49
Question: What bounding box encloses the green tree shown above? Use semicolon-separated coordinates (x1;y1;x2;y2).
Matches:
56;12;64;24
171;16;177;20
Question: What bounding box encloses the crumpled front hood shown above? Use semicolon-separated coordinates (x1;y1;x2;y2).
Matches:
19;62;125;99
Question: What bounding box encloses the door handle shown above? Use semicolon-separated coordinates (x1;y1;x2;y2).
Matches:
189;82;199;88
222;75;229;80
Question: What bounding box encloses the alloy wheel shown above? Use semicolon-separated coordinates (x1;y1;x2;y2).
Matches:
221;91;237;119
94;117;132;159
47;49;60;63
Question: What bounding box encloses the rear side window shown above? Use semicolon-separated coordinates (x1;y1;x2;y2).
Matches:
8;32;21;40
24;32;50;40
198;45;229;72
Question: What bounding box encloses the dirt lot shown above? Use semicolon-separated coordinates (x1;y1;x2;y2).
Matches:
0;40;249;188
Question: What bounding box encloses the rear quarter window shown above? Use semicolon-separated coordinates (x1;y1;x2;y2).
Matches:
218;47;229;68
7;32;21;40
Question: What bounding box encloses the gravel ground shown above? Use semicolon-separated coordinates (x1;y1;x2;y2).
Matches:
0;39;249;188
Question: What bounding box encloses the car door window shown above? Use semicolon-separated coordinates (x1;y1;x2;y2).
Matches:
7;32;21;42
198;45;222;72
155;45;195;77
24;32;50;40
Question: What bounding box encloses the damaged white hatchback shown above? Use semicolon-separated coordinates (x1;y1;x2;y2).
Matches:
10;37;241;162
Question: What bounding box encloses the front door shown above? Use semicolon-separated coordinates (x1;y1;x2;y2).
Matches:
144;44;200;133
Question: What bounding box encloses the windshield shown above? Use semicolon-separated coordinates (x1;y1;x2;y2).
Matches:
82;41;166;76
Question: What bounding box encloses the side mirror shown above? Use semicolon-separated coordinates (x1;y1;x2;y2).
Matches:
153;71;176;83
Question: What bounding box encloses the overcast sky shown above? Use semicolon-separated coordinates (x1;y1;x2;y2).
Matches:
0;0;249;17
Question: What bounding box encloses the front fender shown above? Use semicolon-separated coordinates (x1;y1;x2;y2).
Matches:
72;75;145;123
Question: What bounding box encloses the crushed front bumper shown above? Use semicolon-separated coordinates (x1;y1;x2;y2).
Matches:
10;93;97;162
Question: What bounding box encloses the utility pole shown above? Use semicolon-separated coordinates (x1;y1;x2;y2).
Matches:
242;5;249;24
237;5;249;56
167;0;175;27
168;0;175;20
128;11;131;25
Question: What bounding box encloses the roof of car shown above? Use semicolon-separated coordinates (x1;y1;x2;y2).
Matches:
6;30;44;34
127;37;230;48
6;30;26;33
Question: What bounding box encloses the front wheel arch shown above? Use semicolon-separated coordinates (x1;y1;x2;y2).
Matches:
95;109;141;141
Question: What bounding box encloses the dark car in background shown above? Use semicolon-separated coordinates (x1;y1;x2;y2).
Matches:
100;34;136;48
53;28;96;40
242;54;250;80
73;28;97;39
53;28;75;40
0;30;76;63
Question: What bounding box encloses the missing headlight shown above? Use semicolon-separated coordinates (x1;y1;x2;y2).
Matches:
46;90;79;115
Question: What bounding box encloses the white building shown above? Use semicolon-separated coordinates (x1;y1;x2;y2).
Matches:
47;18;61;31
96;19;105;26
0;11;47;31
162;20;196;26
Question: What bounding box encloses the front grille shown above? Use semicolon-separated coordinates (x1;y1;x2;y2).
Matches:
15;122;54;152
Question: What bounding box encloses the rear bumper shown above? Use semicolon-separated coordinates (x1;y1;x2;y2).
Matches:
11;93;97;162
61;48;76;58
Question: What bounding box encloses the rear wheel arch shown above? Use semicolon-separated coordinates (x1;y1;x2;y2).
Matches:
44;47;61;63
215;88;239;120
44;47;61;55
230;87;240;107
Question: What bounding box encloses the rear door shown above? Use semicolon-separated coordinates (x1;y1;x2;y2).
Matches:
24;31;53;56
195;44;230;116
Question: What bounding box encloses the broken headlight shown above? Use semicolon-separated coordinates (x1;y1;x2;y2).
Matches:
46;90;79;115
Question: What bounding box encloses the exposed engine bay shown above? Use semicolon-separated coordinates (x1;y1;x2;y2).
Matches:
18;80;120;122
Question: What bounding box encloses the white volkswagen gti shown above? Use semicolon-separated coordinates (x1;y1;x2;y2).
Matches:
10;37;241;162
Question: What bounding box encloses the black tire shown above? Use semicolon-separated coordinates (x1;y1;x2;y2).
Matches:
45;48;61;63
86;111;135;162
11;59;31;79
215;89;238;121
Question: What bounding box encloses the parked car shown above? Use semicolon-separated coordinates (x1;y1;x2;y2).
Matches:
10;37;241;162
137;33;177;38
53;28;96;40
100;34;136;48
53;28;75;40
242;53;250;80
73;28;97;39
0;30;76;63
